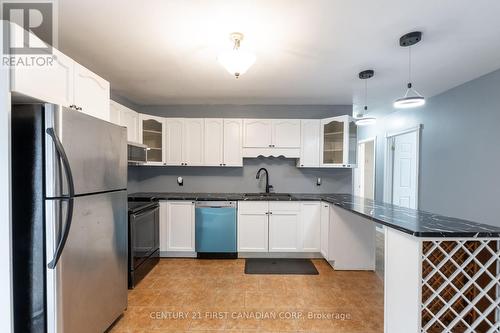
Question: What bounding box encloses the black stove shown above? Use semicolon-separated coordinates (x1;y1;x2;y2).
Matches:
127;201;159;289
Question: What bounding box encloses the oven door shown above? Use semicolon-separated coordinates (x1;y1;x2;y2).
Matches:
129;206;159;270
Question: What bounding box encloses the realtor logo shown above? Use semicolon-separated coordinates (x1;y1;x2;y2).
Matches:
2;1;53;55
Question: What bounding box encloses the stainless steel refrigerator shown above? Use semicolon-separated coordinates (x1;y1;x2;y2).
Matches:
12;104;128;333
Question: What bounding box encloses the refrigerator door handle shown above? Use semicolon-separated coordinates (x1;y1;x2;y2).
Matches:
46;128;75;269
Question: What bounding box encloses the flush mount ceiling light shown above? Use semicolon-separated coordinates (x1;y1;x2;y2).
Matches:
355;70;376;126
217;32;256;79
394;31;426;109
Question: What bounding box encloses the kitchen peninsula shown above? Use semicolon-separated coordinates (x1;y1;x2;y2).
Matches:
129;192;500;333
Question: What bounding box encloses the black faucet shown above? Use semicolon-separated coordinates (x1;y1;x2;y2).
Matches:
256;168;273;193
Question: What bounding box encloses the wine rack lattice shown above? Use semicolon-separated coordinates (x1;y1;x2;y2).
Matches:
421;240;500;333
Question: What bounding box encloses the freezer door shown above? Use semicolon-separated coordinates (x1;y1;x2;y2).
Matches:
46;191;128;333
45;105;127;197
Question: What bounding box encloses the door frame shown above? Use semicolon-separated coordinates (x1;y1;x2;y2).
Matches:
353;136;377;199
383;125;421;208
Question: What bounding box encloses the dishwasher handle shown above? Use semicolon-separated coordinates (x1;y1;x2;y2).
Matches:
195;201;236;209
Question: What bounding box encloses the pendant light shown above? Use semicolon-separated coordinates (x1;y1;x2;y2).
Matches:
355;70;376;126
217;32;256;79
394;31;425;109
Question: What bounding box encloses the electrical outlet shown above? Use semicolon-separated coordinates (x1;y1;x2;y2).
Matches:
316;177;321;186
177;176;183;186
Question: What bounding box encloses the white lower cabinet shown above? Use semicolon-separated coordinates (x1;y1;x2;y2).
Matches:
300;202;321;252
268;202;301;252
164;201;195;252
238;201;322;254
238;201;269;252
320;202;331;259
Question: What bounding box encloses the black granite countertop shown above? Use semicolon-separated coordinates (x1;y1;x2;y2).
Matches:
128;192;500;238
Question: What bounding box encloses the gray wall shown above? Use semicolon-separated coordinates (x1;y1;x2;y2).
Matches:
359;69;500;227
129;104;353;194
128;157;353;194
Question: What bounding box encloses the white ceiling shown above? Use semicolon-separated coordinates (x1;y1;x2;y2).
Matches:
58;0;500;115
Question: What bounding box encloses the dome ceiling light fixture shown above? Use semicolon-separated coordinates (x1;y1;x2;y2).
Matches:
394;31;426;109
355;69;376;126
217;32;256;79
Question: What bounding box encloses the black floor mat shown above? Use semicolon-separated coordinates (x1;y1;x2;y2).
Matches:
244;258;319;275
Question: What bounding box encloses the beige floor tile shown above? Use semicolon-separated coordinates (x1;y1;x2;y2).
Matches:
108;259;383;333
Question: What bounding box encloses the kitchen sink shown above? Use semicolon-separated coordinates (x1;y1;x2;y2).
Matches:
244;193;293;201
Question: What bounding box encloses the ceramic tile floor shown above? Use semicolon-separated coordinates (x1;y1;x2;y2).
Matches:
108;259;384;333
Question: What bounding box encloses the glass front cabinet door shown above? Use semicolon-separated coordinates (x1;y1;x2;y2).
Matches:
320;115;357;167
140;114;166;165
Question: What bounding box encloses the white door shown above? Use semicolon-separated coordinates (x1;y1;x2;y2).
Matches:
272;119;301;148
320;203;330;259
165;118;184;166
166;201;195;251
204;118;224;166
11;48;74;108
159;201;168;252
140;114;165;164
299;119;320;167
183;119;204;166
223;119;243;166
109;101;121;125
238;213;269;252
355;139;376;199
301;202;321;252
268;202;300;252
269;213;300;252
73;62;110;121
121;108;140;143
320;116;346;166
243;119;272;148
238;201;269;252
391;131;418;209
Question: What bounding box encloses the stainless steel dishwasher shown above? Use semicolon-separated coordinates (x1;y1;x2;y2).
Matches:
195;201;237;259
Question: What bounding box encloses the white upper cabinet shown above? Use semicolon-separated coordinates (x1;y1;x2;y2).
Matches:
109;100;140;143
204;118;224;166
243;119;273;148
183;118;204;166
121;108;140;143
298;119;321;167
11;48;74;108
272;119;301;148
10;22;110;122
300;202;321;252
243;119;300;148
165;118;184;166
165;118;204;166
140;114;165;165
73;62;110;121
223;119;243;166
109;101;121;124
320;115;357;168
